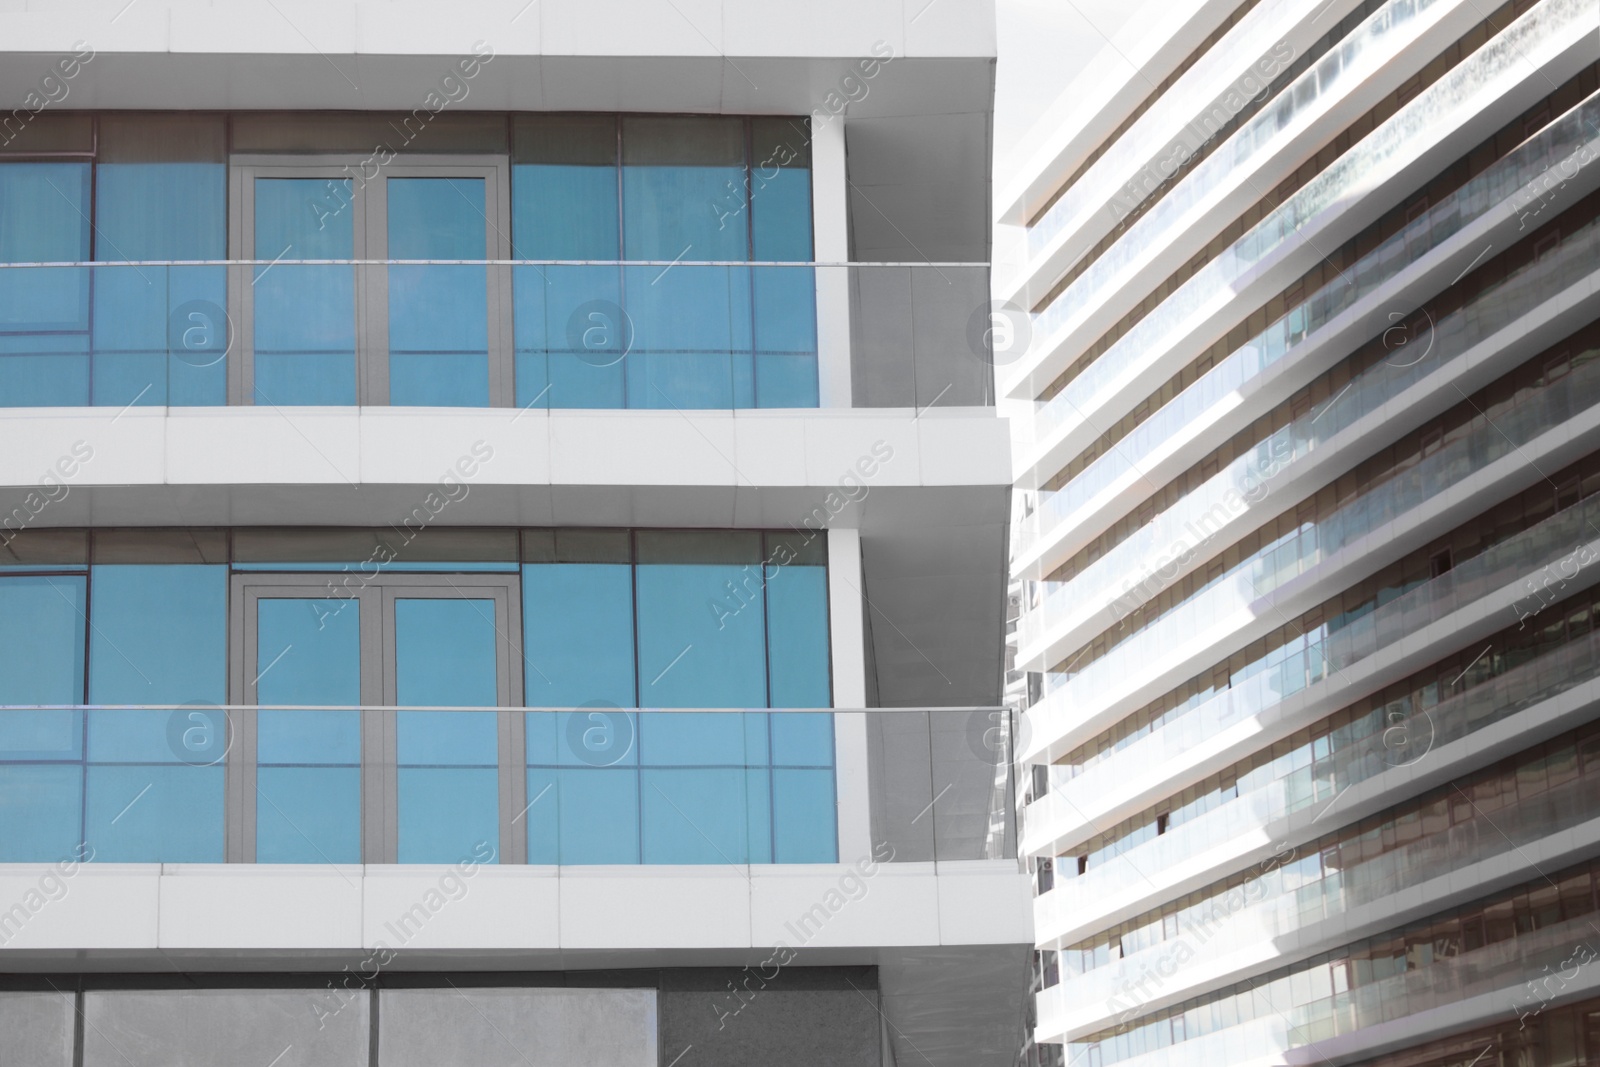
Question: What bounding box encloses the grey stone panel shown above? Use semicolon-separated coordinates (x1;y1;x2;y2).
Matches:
81;988;369;1067
0;991;74;1067
377;987;656;1067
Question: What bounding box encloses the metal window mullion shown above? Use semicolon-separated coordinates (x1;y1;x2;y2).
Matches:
359;177;387;406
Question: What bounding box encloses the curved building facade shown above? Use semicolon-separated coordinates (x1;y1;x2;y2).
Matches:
1001;0;1600;1062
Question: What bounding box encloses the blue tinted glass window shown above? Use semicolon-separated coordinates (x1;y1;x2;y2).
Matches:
521;564;635;706
511;116;619;260
623;264;752;410
88;565;227;705
752;266;817;407
511;117;624;410
258;766;361;864
524;766;640;865
387;178;489;407
640;767;764;864
634;532;766;707
521;529;835;865
773;767;836;862
513;264;627;409
394;598;499;863
253;178;356;405
398;764;499;864
84;565;226;863
0;163;91;406
92;163;227;407
394;598;499;708
0;575;85;706
622;117;747;261
255;597;362;863
750;119;812;262
256;597;362;709
0;575;86;861
96;163;226;260
764;548;830;708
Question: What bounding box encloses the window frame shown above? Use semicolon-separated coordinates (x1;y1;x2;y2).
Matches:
229;572;525;864
228;154;514;408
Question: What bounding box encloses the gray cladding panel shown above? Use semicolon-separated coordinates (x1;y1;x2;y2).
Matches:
0;992;73;1067
377;987;657;1067
82;989;369;1067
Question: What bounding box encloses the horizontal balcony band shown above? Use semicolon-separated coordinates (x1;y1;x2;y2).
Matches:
997;0;1236;224
1002;0;1596;422
1019;248;1600;693
1023;493;1600;861
1042;744;1600;1038
0;860;1033;961
1012;0;1367;293
1013;89;1600;567
1040;902;1600;1056
1012;0;1468;331
1024;259;1600;713
1030;646;1600;947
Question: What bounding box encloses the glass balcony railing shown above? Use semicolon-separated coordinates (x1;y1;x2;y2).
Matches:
1018;90;1600;554
0;261;993;411
1019;206;1600;655
0;705;1015;866
1027;0;1447;269
1036;627;1600;917
1026;0;1583;431
1038;319;1600;725
1048;714;1600;1001
1024;0;1312;257
1029;489;1600;834
1063;863;1600;1066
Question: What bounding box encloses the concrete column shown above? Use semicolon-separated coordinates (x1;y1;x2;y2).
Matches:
812;115;852;409
828;526;873;861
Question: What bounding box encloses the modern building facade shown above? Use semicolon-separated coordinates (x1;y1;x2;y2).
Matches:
1000;0;1600;1063
0;4;1030;1065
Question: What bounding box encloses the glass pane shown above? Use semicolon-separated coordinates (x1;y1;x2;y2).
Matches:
634;532;766;707
397;764;498;864
0;576;86;854
393;598;500;863
773;767;836;862
513;263;627;409
753;266;817;407
256;597;362;707
521;563;635;706
84;763;223;862
393;598;499;707
0;575;85;706
88;565;227;705
511;115;619;259
525;766;640;864
83;565;226;862
95;162;226;261
387;178;489;407
0;764;82;861
640;767;762;864
93;159;226;406
622;117;747;261
253;178;356;405
258;765;361;864
255;598;362;863
749;119;812;262
623;264;751;409
0;163;91;406
91;264;228;407
764;550;829;707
